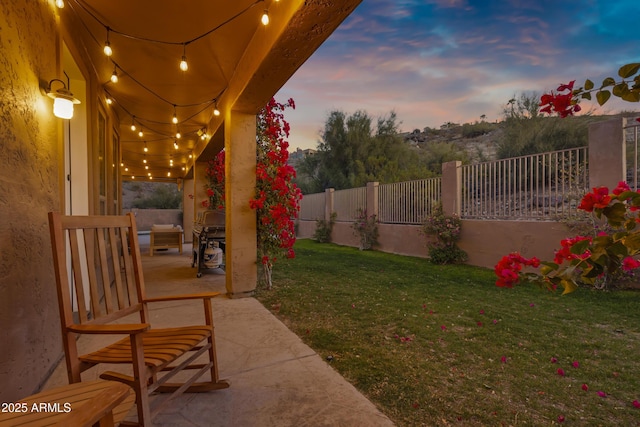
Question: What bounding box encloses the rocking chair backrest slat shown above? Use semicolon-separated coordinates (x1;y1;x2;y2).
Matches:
108;227;126;310
68;228;89;323
120;225;140;309
96;227;115;315
82;228;103;318
49;212;146;328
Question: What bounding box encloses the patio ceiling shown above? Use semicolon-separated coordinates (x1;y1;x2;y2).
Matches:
59;0;361;182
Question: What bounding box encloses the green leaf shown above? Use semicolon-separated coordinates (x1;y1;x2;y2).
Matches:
618;63;640;78
623;232;640;252
603;201;627;225
613;82;630;97
570;239;591;255
606;241;629;257
581;92;592;100
560;279;578;295
584;79;594;90
621;91;640;102
540;261;559;275
596;90;611;105
601;77;616;87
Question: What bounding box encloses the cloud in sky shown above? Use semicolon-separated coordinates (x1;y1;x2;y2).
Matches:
276;0;640;150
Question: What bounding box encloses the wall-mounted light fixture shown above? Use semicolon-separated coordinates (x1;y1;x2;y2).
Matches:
45;79;80;119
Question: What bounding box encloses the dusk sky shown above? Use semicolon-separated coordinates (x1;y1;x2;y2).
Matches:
276;0;640;151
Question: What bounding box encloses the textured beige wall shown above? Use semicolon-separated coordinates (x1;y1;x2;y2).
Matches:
0;1;63;401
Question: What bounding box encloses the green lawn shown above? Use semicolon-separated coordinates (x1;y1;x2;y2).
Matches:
255;239;640;426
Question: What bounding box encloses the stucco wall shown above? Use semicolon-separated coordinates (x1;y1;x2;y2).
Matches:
0;1;62;400
298;219;571;269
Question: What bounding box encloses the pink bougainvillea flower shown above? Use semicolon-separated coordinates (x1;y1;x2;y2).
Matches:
622;256;640;271
557;415;566;423
557;368;565;376
500;356;507;363
597;391;607;398
572;360;580;368
529;303;535;307
578;186;611;212
633;400;640;408
554;235;593;264
477;321;483;327
613;181;631;195
479;309;485;314
492;319;498;324
412;402;420;409
494;252;540;287
582;383;589;391
351;303;355;308
550;357;558;363
440;325;447;331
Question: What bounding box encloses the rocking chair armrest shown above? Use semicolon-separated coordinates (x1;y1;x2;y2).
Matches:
57;381;132;426
67;323;151;335
144;291;221;303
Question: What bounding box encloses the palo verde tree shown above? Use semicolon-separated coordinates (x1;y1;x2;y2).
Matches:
298;110;433;193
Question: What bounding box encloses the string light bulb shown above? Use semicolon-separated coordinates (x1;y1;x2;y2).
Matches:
143;141;148;152
214;103;221;116
143;155;147;164
55;0;64;8
179;44;188;71
167;172;171;177
172;106;178;124
138;129;144;137
130;117;136;131
105;97;112;105
103;28;112;56
110;66;118;83
175;130;181;139
261;10;269;25
174;140;179;150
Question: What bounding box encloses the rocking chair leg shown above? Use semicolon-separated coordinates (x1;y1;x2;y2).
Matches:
130;333;152;427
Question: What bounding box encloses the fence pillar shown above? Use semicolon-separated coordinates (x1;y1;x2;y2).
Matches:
367;182;379;218
325;188;334;221
588;117;625;189
442;161;462;216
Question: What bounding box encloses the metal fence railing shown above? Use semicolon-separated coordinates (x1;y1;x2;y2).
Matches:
298;192;326;221
378;178;441;224
333;187;366;221
625;117;640;190
460;147;589;220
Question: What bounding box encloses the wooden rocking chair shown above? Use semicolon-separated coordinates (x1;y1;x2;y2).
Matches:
48;212;229;426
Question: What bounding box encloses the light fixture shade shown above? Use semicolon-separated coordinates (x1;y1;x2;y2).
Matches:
53;97;74;119
46;80;81;119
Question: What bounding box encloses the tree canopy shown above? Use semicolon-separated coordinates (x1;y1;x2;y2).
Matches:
297;110;438;193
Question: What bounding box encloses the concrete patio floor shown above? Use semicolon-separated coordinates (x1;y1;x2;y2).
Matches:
43;237;395;426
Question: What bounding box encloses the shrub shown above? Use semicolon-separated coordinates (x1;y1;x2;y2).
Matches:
313;212;336;243
421;204;468;264
352;209;379;250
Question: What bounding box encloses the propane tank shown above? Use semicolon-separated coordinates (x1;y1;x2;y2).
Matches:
203;242;223;268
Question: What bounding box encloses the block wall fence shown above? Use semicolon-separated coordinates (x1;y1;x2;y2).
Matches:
297;118;627;269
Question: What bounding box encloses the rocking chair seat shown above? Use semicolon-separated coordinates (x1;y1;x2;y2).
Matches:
79;326;213;367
